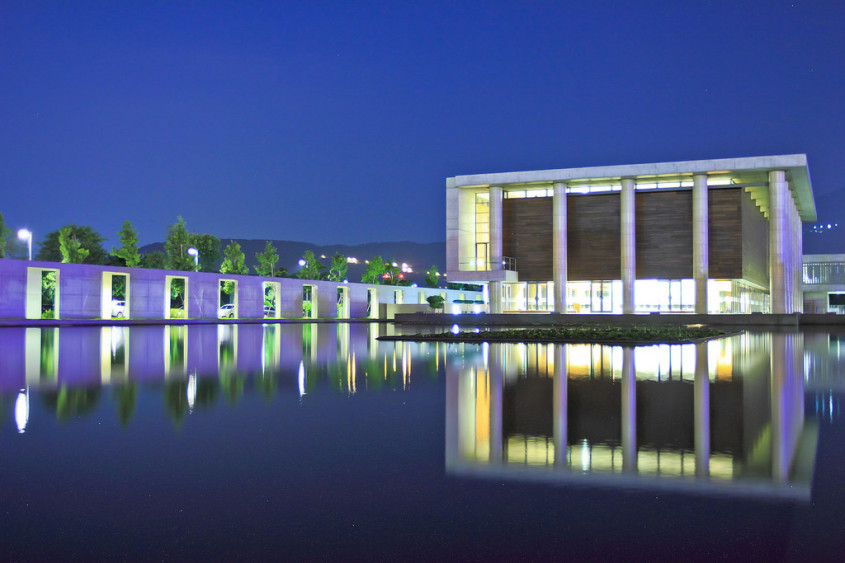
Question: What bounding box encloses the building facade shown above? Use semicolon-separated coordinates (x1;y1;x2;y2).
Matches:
446;155;815;314
0;258;479;321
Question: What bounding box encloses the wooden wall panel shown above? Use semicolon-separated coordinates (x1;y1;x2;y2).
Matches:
708;188;743;279
567;194;621;280
501;187;760;285
741;190;769;288
635;191;693;279
502;198;553;281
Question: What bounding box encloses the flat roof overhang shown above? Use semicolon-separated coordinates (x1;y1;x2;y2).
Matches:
448;154;817;222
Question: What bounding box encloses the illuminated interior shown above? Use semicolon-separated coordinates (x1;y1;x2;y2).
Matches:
474;192;490;271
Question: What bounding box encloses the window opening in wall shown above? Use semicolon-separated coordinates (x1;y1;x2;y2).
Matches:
337;286;349;319
303;285;316;318
41;271;57;319
110;274;128;318
167;277;186;319
219;280;237;319
263;282;279;319
394;289;404;304
367;288;378;319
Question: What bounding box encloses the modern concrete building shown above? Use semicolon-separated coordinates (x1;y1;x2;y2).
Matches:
802;254;845;313
446;155;816;314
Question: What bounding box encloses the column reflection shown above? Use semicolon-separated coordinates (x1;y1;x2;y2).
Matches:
446;334;815;499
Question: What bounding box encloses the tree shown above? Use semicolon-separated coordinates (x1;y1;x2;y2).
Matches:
164;216;194;271
36;224;107;264
220;240;249;276
254;241;279;277
189;233;221;272
0;212;11;258
424;265;440;288
326;252;348;281
383;259;400;285
140;251;166;269
111;220;141;267
297;250;325;280
362;256;387;284
59;226;90;263
427;295;445;312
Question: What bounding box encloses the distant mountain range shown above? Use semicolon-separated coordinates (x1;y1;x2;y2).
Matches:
139;239;447;283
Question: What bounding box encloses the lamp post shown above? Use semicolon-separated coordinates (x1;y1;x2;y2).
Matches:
187;247;199;270
17;229;32;261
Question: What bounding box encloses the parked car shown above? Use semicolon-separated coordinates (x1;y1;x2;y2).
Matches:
264;306;276;317
111;300;126;318
218;303;236;319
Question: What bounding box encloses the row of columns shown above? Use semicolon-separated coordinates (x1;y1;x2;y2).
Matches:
484;170;802;314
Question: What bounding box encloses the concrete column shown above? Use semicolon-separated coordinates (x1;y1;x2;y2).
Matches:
797;204;804;313
791;200;803;313
769;170;789;314
621;346;637;473
693;174;709;314
621;178;636;314
694;342;710;478
448;186;475;273
553;182;568;314
489;281;503;314
553;344;568;466
489;186;503;271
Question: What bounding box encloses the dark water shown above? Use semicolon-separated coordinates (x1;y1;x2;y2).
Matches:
0;323;843;560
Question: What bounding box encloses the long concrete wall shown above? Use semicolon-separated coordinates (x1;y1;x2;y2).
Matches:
0;258;480;320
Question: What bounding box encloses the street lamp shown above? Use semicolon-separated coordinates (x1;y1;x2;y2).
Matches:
186;247;199;270
17;229;32;261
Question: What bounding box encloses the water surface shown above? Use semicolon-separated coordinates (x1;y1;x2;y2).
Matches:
0;323;843;560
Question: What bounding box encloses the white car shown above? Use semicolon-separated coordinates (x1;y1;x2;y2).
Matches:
218;303;236;319
111;300;126;318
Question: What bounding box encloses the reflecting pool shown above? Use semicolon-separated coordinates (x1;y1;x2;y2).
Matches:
0;323;843;559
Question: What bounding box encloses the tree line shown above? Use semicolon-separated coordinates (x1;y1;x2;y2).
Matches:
0;213;447;287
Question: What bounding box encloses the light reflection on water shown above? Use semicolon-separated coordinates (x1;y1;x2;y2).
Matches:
445;332;814;499
0;324;843;499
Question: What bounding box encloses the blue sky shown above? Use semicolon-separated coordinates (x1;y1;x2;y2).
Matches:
2;1;843;247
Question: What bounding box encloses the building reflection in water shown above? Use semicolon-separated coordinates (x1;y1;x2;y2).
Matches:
0;323;823;496
0;322;431;425
445;333;816;499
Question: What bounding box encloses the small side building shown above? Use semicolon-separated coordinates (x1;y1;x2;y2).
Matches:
446;155;816;314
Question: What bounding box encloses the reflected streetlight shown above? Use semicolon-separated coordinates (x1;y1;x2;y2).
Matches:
17;229;32;261
187;247;199;270
15;388;29;433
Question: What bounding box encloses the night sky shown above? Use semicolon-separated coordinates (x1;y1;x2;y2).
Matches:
2;1;843;249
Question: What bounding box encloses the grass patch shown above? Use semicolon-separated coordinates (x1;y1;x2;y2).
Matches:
386;324;728;344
